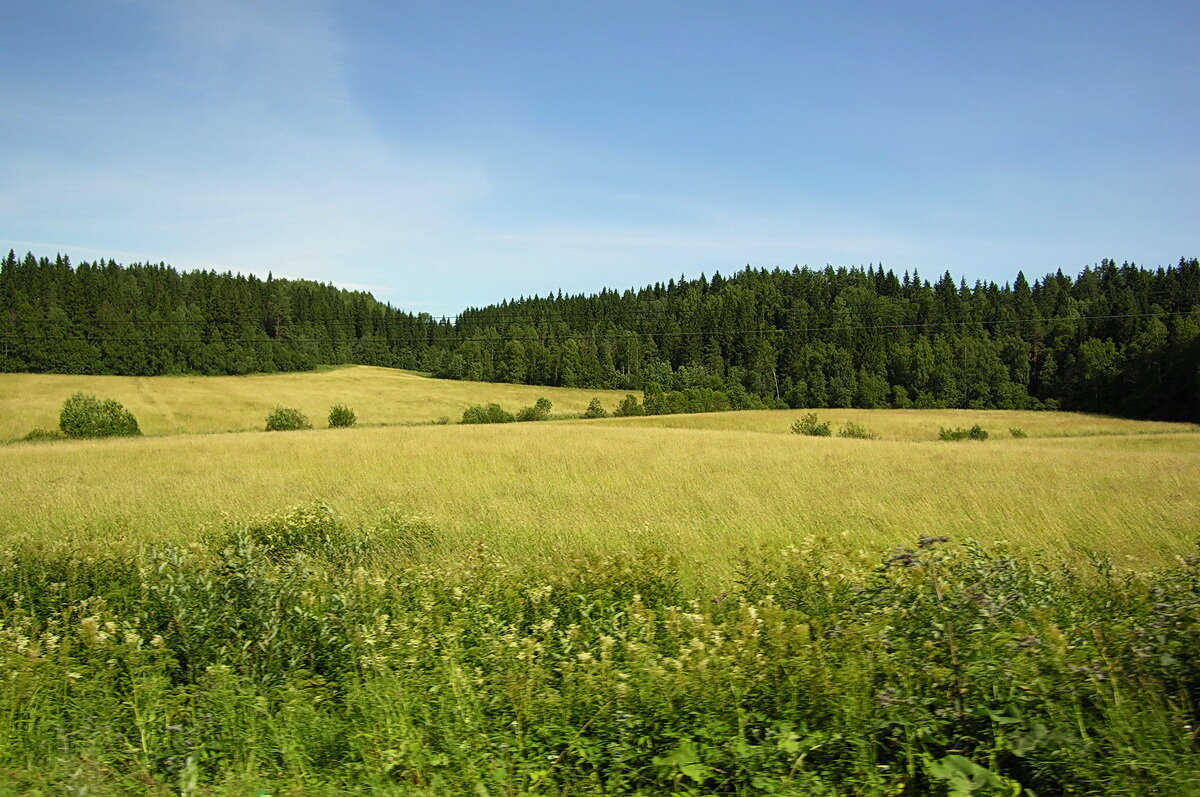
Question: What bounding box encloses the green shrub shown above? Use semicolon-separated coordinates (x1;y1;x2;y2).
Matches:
516;397;552;422
613;394;645;417
327;404;357;428
583;398;608;418
265;406;312;431
462;403;515;424
21;427;65;443
837;420;878;439
939;424;989;441
58;392;141;438
488;403;516;423
461;405;488;424
1009;427;1028;438
791;412;832;436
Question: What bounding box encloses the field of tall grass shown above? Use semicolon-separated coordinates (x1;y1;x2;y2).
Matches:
0;366;631;440
588;407;1199;441
0;409;1196;576
2;369;1199;793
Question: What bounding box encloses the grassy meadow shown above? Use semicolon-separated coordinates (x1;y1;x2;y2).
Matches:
588;406;1199;441
0;365;632;440
3;369;1200;793
0;378;1196;574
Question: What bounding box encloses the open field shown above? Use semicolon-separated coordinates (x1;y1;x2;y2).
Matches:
582;406;1199;440
2;408;1196;576
3;374;1200;793
0;365;632;440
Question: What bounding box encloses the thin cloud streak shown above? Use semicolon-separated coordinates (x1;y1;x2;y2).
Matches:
1;0;489;287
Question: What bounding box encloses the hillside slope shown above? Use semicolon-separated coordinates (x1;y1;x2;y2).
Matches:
0;365;630;439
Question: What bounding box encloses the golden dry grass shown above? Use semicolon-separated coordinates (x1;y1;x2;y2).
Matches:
583;408;1198;440
0;366;631;440
2;411;1196;578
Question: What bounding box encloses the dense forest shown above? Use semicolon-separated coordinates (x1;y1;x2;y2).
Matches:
2;250;1197;421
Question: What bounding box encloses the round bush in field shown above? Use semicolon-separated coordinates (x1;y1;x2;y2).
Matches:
265;406;312;432
58;392;141;438
328;404;357;428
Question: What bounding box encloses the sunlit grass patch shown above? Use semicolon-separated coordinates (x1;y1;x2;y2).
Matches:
0;416;1195;574
0;365;632;440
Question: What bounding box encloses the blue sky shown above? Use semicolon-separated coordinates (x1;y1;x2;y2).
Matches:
2;1;1196;312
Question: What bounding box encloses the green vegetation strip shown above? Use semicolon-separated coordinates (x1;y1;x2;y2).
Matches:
2;505;1198;794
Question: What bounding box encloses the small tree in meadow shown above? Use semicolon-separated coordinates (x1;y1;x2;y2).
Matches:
265;406;312;431
328;405;357;428
59;392;141;438
583;398;608;418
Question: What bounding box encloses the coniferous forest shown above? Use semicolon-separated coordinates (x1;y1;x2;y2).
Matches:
2;250;1197;421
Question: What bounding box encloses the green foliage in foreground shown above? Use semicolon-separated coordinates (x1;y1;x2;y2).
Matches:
940;424;990;441
264;405;312;431
58;392;141;438
2;512;1199;794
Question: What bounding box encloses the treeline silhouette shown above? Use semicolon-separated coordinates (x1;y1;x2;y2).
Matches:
2;250;1197;421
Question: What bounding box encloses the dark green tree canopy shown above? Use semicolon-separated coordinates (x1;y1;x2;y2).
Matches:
3;251;1197;421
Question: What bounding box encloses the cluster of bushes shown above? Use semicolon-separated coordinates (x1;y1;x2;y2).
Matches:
1;517;1199;793
579;394;650;418
19;395;362;442
939;424;990;441
939;424;1034;441
462;397;552;424
790;412;879;439
458;391;758;424
643;385;779;416
266;404;357;431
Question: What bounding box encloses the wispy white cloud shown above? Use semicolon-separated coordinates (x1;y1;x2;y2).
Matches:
0;0;488;287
